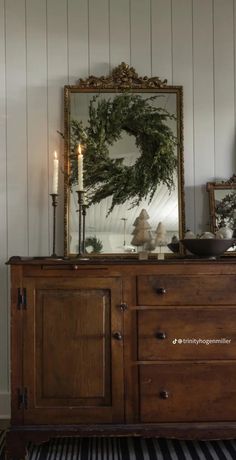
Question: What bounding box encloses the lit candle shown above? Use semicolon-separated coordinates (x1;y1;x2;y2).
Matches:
52;151;59;194
78;143;84;191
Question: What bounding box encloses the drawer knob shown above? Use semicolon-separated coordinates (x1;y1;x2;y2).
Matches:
156;331;167;340
113;331;123;341
73;265;79;270
159;390;169;399
120;302;128;311
156;287;167;295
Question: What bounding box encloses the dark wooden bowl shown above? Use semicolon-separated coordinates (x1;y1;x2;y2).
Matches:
180;239;235;258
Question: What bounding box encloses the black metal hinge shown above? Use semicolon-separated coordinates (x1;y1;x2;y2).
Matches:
17;388;28;409
17;287;27;309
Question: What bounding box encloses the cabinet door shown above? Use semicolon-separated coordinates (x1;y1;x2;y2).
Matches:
22;277;124;424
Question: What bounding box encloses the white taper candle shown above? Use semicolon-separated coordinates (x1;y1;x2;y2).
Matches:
78;144;84;191
52;151;59;194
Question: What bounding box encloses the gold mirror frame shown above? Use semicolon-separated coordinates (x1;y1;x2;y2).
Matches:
207;175;236;255
64;63;185;257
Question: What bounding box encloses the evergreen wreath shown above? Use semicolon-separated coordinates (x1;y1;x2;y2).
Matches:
84;236;103;254
69;92;178;214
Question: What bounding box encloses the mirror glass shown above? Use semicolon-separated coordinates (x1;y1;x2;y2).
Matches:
64;64;185;256
207;177;236;254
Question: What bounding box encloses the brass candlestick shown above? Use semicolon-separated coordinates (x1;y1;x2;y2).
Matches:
50;193;59;258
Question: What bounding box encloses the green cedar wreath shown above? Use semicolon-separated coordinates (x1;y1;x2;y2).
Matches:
69;93;177;214
84;236;103;254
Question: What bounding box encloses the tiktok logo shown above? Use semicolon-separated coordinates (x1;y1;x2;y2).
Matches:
172;338;177;344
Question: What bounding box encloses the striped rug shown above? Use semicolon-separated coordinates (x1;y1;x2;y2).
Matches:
1;432;236;459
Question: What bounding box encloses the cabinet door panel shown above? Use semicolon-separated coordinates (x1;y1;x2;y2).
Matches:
23;277;124;424
37;289;111;403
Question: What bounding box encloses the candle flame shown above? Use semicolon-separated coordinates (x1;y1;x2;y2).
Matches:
78;143;82;155
54;150;58;159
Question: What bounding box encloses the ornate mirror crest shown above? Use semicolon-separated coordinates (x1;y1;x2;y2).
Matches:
73;62;168;89
64;63;185;257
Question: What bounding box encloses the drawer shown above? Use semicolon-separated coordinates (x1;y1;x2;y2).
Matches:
139;363;236;422
138;308;236;360
137;274;236;305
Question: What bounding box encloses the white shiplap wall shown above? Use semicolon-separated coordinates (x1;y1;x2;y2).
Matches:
0;0;236;417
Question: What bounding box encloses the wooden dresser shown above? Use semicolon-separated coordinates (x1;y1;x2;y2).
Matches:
6;257;236;459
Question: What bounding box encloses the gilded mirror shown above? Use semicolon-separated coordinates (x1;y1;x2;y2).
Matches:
64;63;185;256
207;176;236;254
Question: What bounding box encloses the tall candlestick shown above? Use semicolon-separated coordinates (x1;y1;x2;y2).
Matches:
78;143;84;191
84;191;88;206
50;193;59;257
52;151;59;194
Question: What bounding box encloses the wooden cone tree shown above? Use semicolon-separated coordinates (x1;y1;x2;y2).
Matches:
131;209;151;248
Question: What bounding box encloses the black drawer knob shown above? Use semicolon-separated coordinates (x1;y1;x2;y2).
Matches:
156;331;167;340
120;302;128;311
159;390;169;399
156;287;167;295
113;331;123;341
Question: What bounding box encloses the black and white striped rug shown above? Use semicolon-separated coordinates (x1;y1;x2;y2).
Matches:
1;431;236;459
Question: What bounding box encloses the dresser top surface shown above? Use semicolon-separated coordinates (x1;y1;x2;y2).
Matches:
6;255;236;266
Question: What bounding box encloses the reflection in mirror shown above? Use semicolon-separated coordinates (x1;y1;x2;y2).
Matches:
207;176;236;255
64;63;185;256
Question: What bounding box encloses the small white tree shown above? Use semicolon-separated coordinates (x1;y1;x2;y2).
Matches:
155;222;167;251
131;209;151;249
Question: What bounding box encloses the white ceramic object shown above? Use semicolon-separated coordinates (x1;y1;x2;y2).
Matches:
215;226;233;239
200;232;215;239
215;231;224;239
184;230;196;239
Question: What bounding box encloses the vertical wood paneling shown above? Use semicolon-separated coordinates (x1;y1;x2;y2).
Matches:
0;0;9;393
68;0;89;83
0;393;10;418
214;0;235;178
26;0;49;256
5;0;28;256
172;0;194;232
3;0;28;401
193;0;214;233
109;0;130;68
130;0;151;74
47;0;68;255
88;0;110;75
151;0;172;82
